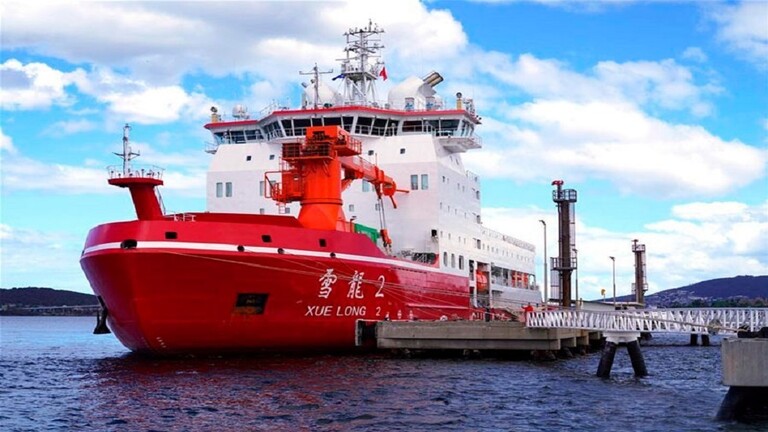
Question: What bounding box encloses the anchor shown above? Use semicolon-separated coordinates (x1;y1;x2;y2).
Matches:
93;296;111;335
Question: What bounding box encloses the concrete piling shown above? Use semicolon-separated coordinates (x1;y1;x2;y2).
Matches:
596;341;618;378
597;332;646;379
717;334;768;421
626;339;648;377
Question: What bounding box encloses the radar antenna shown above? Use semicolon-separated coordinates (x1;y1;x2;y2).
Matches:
338;20;385;106
113;123;140;176
300;63;334;110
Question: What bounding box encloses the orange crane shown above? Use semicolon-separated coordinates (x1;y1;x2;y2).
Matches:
266;126;407;245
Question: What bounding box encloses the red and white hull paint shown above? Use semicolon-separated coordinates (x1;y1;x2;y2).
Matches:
81;213;477;354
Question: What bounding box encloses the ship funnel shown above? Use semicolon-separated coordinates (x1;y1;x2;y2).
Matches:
422;71;444;88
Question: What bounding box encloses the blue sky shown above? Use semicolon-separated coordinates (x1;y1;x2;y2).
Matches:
1;0;766;299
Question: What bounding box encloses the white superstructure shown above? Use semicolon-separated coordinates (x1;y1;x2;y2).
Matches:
204;23;540;310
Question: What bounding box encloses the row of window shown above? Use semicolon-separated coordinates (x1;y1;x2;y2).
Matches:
437;229;533;263
410;174;429;190
441;175;481;199
213;116;476;144
215;182;233;198
443;251;466;270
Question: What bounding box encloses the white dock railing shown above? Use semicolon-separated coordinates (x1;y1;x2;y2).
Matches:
526;308;768;334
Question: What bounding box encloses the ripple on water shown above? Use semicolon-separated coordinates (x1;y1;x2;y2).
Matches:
2;318;767;432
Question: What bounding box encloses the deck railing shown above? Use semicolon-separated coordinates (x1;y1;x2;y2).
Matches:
526;308;768;334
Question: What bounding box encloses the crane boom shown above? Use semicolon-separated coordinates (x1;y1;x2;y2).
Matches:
265;126;407;234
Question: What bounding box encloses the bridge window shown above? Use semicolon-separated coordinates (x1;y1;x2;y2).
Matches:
229;130;246;143
245;129;262;141
386;120;399;136
294;118;310;136
402;120;422;133
259;181;265;196
373;118;387;135
362;181;371;192
421;174;429;190
325;117;341;126
356;117;373;135
342;116;354;132
263;121;283;139
443;252;448;267
410;175;418;190
451;253;456;268
225;182;233;197
216;182;223;197
439;119;459;136
459;255;465;270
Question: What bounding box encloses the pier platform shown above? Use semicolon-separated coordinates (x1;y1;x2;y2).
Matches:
374;320;599;351
717;335;768;421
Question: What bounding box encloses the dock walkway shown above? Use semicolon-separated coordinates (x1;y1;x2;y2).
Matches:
374;320;598;351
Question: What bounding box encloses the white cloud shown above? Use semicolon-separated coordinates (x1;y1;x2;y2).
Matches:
709;1;768;70
0;127;17;154
481;200;768;300
1;154;113;194
474;52;720;116
682;46;708;63
42;119;98;136
1;1;468;84
0;223;89;291
68;67;216;125
0;59;82;110
0;132;206;196
467;99;766;197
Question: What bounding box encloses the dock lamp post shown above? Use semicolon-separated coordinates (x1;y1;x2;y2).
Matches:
573;248;578;307
609;256;616;308
539;219;547;307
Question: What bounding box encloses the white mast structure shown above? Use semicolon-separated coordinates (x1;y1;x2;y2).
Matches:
339;20;385;106
300;63;334;110
114;123;140;176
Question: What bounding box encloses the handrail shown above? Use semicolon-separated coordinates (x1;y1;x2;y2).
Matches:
106;165;164;180
526;308;768;334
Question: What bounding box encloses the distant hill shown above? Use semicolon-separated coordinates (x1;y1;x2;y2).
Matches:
1;287;97;306
615;275;767;307
1;287;98;315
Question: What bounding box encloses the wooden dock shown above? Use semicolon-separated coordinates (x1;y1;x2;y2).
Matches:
373;320;600;351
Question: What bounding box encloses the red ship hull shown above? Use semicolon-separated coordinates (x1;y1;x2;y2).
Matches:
80;213;476;354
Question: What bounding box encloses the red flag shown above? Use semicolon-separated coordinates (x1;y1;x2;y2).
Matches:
379;66;388;81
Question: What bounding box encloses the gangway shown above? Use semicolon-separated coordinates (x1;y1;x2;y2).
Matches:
526;308;768;335
527;308;768;379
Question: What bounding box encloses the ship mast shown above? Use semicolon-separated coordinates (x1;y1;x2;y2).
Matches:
339;20;385;106
107;125;165;221
113;123;140;176
300;63;334;110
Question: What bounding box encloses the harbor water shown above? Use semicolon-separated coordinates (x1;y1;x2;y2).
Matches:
1;316;764;431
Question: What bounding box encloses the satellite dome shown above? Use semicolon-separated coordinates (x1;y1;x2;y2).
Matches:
302;81;343;108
